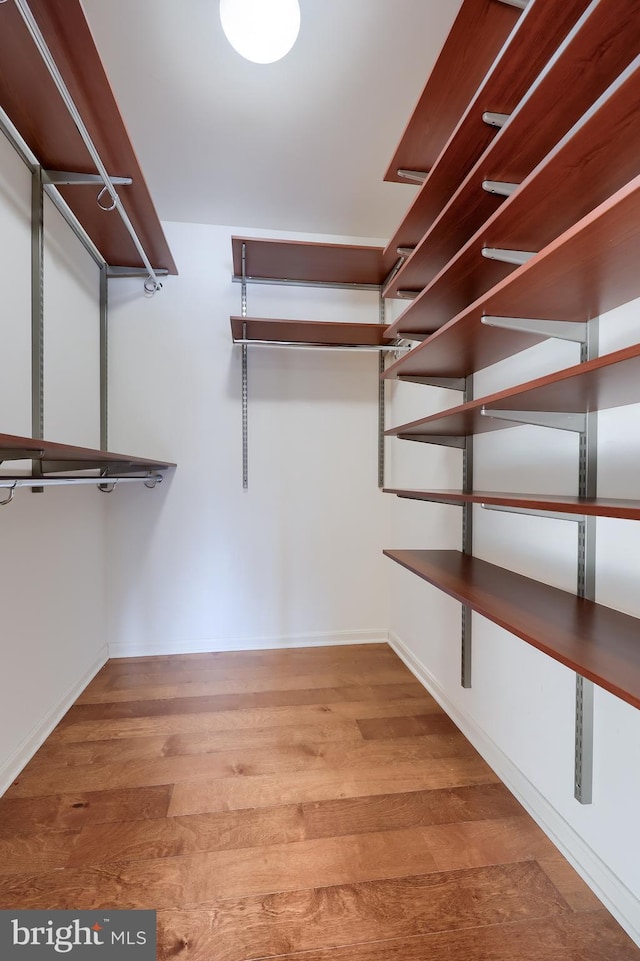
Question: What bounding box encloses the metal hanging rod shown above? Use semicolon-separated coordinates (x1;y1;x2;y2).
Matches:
0;473;163;504
12;0;164;293
232;340;411;353
0;474;162;488
232;276;381;292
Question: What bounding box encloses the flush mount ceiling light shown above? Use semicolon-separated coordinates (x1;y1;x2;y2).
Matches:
219;0;301;64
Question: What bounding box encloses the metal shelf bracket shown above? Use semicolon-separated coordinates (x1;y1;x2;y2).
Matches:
482;247;536;265
483;112;510;129
480;408;586;432
481;315;588;344
482;180;519;197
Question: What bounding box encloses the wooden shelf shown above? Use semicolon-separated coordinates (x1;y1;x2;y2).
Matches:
230;317;393;347
231;237;386;288
384;0;640;299
384;173;640;379
384;488;640;521
385;54;640;337
381;0;591;277
0;0;176;275
0;433;174;476
386;341;640;441
383;549;640;710
383;0;521;185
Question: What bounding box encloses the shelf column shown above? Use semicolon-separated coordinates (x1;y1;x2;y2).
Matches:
461;374;474;688
574;319;598;805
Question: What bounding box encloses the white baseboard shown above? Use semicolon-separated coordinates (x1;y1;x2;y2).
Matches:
108;628;389;659
0;645;109;798
388;631;640;947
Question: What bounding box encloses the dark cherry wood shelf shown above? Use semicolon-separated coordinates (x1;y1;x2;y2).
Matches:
384;488;640;521
0;0;177;274
231;317;393;347
381;0;591;277
384;549;640;710
384;173;640;379
383;0;521;185
384;0;640;300
0;432;174;476
386;341;640;441
231;237;386;288
384;54;640;337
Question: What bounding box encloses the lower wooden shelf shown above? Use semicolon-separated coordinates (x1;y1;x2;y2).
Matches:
384;548;640;710
230;317;394;348
0;432;175;476
384;488;640;520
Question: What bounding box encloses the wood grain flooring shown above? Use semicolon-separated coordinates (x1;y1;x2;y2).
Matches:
0;643;637;960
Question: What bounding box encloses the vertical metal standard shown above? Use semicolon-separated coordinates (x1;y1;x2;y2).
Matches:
574;318;598;804
461;374;474;688
241;243;248;490
378;291;386;489
31;165;44;491
99;265;108;451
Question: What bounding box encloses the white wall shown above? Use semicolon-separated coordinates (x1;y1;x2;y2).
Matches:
386;297;640;942
0;132;107;795
104;221;389;656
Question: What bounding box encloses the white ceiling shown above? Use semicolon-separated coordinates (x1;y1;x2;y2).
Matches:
80;0;462;240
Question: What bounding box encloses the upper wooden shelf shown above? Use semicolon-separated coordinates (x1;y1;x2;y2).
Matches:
384;549;640;710
231;237;386;288
386;341;640;441
384;173;640;380
0;432;174;475
230;317;393;348
0;0;177;275
383;0;521;185
384;52;640;337
384;488;640;521
381;0;591;277
384;0;640;300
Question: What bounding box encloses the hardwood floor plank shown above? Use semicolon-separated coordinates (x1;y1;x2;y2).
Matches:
421;816;559;870
68;805;306;866
6;735;481;799
229;911;640;961
0;831;79;876
357;714;458;739
301;783;523;839
59;682;426;723
29;719;364;770
0;785;172;837
537;857;604;912
76;668;413;705
93;645;398;689
168;758;499;816
0;827;440;908
1;646;634;961
68;784;527;868
50;697;440;744
97;645;395;680
155;861;570;961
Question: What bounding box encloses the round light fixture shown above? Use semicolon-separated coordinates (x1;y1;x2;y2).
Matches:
220;0;301;64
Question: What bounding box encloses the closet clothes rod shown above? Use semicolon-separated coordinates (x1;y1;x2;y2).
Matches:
12;0;164;293
0;475;163;489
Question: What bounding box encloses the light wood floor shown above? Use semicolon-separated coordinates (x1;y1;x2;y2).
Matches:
0;644;638;960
